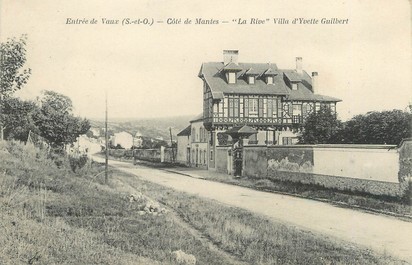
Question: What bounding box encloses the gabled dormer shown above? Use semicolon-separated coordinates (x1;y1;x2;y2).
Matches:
223;62;242;84
244;68;260;84
262;68;277;85
222;50;242;84
284;57;306;90
284;71;301;90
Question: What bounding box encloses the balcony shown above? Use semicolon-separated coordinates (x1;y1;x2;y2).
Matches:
204;116;283;126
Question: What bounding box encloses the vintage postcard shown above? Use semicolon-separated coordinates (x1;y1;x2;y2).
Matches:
1;0;411;264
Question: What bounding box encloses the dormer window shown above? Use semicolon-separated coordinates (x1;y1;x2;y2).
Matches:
228;72;236;84
292;83;298;90
222;61;242;84
262;68;277;85
245;68;259;85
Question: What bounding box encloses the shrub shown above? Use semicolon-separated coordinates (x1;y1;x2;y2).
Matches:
68;154;89;173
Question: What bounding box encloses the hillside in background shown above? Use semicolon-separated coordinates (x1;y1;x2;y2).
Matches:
89;115;195;139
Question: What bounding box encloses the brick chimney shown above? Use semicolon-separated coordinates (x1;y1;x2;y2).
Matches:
296;57;303;74
223;50;239;65
311;72;318;93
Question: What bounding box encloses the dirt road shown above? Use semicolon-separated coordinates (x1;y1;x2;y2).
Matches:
95;157;412;263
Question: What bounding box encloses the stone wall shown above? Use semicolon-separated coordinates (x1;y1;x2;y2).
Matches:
215;146;229;174
398;138;412;182
243;146;268;178
134;149;161;162
266;170;405;197
313;146;399;183
108;149;133;158
242;140;412;197
162;147;177;163
108;148;176;163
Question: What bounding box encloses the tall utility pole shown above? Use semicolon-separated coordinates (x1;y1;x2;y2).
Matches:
105;91;109;184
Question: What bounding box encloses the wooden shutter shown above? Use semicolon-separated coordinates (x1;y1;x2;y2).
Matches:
258;98;264;117
267;99;273;118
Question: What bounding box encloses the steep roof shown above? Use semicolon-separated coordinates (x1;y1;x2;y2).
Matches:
177;125;191;136
199;62;341;102
244;68;260;76
222;62;243;71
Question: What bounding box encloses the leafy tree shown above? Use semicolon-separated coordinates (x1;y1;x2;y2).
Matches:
0;35;32;139
341;110;411;145
34;90;90;149
2;97;39;142
299;105;342;144
0;35;31;96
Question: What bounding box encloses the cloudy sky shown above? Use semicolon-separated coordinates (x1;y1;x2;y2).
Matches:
1;0;411;121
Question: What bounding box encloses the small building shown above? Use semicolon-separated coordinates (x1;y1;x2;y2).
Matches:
189;114;209;168
66;135;102;157
133;131;143;148
89;127;101;137
112;131;133;149
176;114;209;168
176;125;191;164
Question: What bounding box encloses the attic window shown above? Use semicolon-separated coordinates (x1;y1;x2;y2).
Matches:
228;72;236;84
292;83;298;90
267;76;273;85
248;76;255;84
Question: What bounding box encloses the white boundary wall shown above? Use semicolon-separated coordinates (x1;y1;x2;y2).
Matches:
313;146;399;183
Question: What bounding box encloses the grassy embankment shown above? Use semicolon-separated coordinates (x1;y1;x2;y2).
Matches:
0;141;406;264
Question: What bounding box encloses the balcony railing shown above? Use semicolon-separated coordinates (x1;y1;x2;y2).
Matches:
203;115;305;126
204;116;283;125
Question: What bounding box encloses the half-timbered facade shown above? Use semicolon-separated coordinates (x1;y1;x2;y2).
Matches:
198;50;341;168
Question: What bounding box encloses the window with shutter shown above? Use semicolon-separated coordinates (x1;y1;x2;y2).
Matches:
267;99;273;118
258;98;263;117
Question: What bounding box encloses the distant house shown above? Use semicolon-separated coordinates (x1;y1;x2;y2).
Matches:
66;135;101;157
133;132;143;148
176;114;209;168
111;131;133;149
89;127;101;137
176;125;191;165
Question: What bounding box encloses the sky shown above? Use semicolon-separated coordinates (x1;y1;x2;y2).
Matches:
1;0;411;121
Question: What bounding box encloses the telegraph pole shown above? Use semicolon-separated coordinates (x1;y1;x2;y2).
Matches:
105;91;109;184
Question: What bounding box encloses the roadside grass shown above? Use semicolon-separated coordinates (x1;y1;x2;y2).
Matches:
0;142;241;265
0;141;160;265
0;142;406;264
